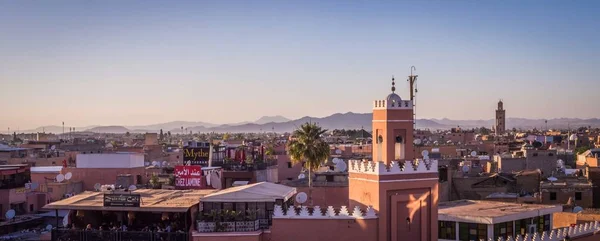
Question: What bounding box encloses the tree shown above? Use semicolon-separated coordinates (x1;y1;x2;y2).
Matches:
287;122;330;206
159;129;164;140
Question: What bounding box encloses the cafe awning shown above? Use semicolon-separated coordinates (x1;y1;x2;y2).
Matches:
201;182;296;203
43;189;217;213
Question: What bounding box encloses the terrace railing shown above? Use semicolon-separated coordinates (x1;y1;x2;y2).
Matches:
51;229;188;241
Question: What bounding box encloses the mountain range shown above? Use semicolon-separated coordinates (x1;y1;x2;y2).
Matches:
20;114;600;134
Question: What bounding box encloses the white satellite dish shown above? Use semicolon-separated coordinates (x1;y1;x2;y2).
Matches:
46;224;53;231
547;176;558;182
5;209;15;219
573;206;584;213
462;165;470;173
152;161;158;166
65;193;72;198
56;174;65;183
569;134;578;141
94;183;102;191
470;151;477;157
335;160;347;172
421;150;429;157
332;158;340;164
128;185;137;191
557;159;565;168
414;139;422;145
335;149;342;155
50;145;56;151
162;161;167;166
64;172;72;180
295;192;308;204
298;173;306;179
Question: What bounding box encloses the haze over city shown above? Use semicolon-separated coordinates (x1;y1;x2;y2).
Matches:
1;1;599;131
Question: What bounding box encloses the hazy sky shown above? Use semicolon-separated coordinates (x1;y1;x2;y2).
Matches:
1;1;599;130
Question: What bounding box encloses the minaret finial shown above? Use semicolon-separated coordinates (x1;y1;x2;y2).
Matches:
391;75;396;93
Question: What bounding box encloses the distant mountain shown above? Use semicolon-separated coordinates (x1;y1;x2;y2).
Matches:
254;115;291;124
85;126;130;134
22;115;600;134
126;121;217;131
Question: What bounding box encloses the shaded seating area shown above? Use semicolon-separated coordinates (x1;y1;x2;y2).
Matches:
197;182;296;232
44;189;217;241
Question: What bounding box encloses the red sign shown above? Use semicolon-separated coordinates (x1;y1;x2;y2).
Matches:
175;166;204;189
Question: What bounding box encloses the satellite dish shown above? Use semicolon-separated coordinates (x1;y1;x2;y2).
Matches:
547;176;558;182
295;192;308;204
50;145;56;151
5;209;15;219
94;183;102;191
557;159;565;168
46;224;53;231
462;165;470;173
423;155;430;160
335;149;342;155
335;160;347;172
414;139;422;145
421;150;429;157
470;151;478;157
332;158;338;164
64;172;72;180
128;185;137;191
162;161;167;166
569;134;578;141
65;193;72;198
152;161;158;166
298;173;306;179
56;174;65;183
573;206;584;213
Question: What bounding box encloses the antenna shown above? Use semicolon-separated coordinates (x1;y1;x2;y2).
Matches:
295;192;308;204
407;66;419;159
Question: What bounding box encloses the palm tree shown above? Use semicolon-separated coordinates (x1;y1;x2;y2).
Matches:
287;122;330;206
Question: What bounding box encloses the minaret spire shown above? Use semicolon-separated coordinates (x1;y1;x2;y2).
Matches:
391;75;396;93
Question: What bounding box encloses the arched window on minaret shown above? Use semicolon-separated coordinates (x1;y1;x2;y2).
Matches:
395;135;405;160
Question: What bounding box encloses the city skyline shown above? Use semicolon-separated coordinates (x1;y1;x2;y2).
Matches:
1;1;599;130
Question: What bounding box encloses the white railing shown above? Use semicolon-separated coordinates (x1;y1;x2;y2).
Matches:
483;221;600;241
272;205;377;219
348;159;437;175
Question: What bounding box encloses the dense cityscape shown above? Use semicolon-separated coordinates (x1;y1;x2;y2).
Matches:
2;1;599;241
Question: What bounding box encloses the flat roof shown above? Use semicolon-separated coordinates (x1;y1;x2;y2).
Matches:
43;189;217;213
202;182;296;203
439;200;562;224
31;166;63;173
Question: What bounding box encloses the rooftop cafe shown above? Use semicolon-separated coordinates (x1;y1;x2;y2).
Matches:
196;182;296;233
43;188;216;241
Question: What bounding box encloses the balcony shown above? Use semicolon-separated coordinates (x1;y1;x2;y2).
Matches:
0;173;31;190
196;219;260;233
51;229;188;241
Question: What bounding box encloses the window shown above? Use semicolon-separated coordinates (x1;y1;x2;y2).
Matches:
550;192;557;201
494;221;513;240
459;222;487;241
287;162;292;168
549;153;554;156
575;192;582;200
533;153;538;157
326;175;334;182
29;204;34;212
438;221;456;240
287;178;293;181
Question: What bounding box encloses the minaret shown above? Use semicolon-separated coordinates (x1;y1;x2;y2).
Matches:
348;77;438;241
495;100;506;135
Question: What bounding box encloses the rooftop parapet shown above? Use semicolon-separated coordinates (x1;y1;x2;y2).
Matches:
348;159;437;175
272;205;377;219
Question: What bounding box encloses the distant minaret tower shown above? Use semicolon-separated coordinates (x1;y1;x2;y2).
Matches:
495;100;506;135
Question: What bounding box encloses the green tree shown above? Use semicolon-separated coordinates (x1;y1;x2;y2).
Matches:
159;129;164;140
287;122;330;206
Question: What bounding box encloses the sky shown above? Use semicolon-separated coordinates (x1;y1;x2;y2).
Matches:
1;1;599;131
